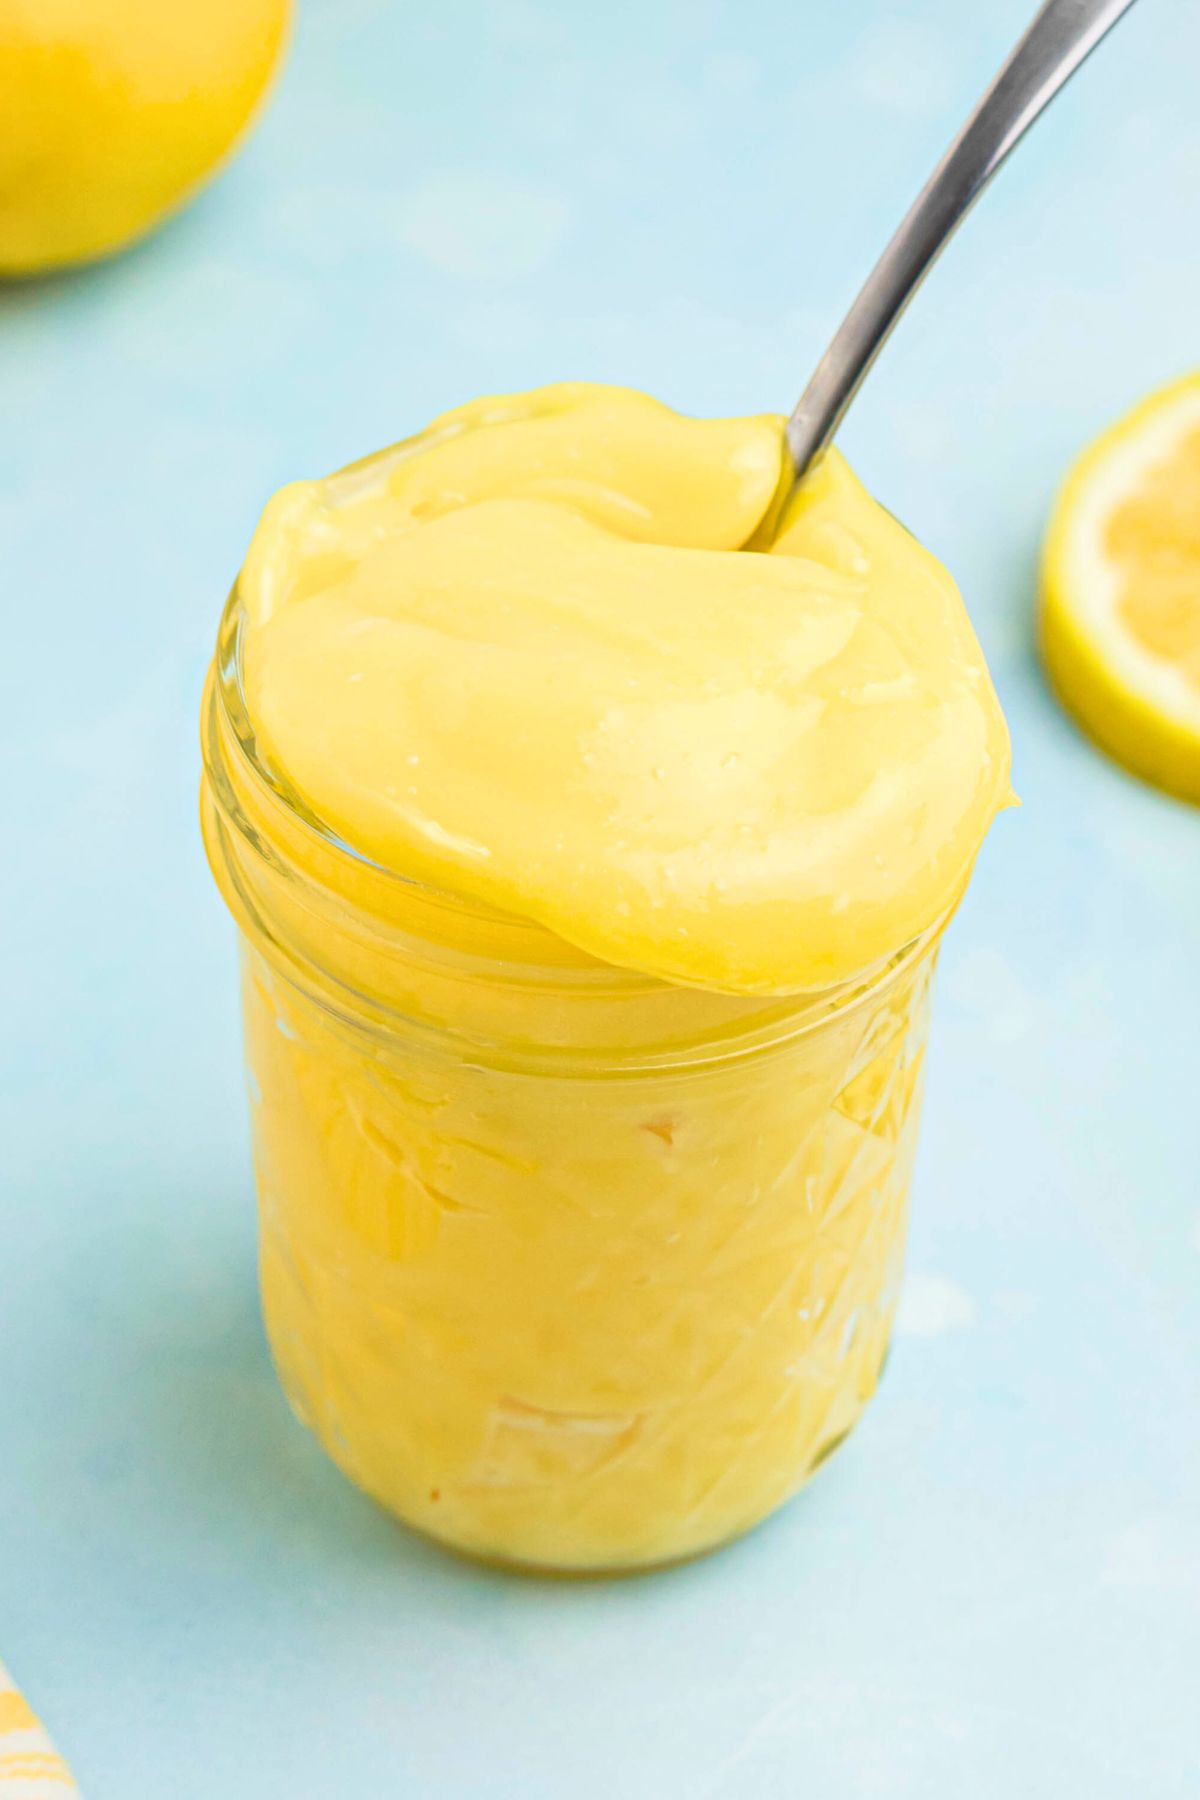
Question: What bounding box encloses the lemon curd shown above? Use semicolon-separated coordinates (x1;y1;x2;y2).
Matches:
202;384;1010;1569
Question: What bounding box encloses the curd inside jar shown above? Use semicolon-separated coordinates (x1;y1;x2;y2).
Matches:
202;592;943;1571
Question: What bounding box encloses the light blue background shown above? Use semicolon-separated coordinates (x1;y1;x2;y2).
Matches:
2;1;1198;1793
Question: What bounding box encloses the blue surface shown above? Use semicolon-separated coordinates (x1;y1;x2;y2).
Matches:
2;1;1199;1793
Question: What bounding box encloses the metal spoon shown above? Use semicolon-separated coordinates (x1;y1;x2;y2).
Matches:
786;0;1140;477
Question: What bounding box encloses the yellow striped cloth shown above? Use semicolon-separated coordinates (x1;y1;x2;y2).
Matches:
0;1666;79;1795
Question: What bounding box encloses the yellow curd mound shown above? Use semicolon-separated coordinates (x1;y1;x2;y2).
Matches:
239;384;1011;995
205;384;1011;1570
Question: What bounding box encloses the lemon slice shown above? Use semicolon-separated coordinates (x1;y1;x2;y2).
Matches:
1040;372;1200;803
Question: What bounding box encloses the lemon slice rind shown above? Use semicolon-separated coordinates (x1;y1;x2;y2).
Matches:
1040;372;1200;804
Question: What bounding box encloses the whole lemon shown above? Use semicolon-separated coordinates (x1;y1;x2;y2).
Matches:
0;0;292;274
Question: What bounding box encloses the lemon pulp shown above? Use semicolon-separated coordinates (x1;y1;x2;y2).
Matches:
1041;371;1200;803
1110;425;1200;684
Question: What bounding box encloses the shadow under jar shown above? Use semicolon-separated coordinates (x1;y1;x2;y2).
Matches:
201;588;945;1574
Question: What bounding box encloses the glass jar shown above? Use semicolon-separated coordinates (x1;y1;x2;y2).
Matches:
201;588;945;1573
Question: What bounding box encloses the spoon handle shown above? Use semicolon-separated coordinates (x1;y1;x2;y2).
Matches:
786;0;1139;476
